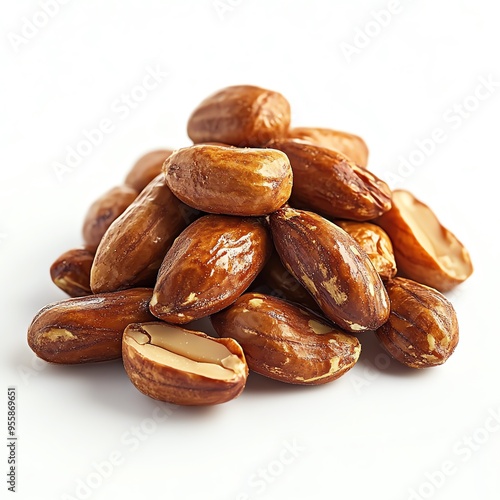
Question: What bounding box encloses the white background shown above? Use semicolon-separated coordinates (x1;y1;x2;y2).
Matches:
1;1;499;499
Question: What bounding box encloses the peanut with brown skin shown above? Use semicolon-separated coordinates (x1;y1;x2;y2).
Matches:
287;127;369;167
124;149;173;192
27;288;156;364
270;207;389;332
122;322;248;405
163;144;293;216
376;278;459;368
150;214;272;324
91;175;192;293
268;139;391;221
82;185;138;252
187;85;291;147
336;221;397;280
50;248;94;297
374;189;473;291
211;293;361;385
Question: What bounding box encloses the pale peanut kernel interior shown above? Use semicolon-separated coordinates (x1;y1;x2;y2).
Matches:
395;190;471;279
308;320;333;335
126;324;245;381
42;328;77;341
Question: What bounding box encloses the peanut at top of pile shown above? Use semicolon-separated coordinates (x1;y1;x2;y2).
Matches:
29;84;473;406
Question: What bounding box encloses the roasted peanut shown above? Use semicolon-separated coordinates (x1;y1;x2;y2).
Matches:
50;247;94;297
163;144;293;216
288;127;369;167
150;215;272;323
187;85;290;147
269;139;391;221
82;185;138;252
124;149;173;192
211;293;361;385
270;207;389;332
123;322;248;405
374;189;473;291
27;288;155;364
376;278;459;368
91;175;192;293
336;221;397;280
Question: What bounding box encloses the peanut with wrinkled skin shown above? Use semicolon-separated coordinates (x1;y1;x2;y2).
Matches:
82;185;138;252
163;144;293;216
270;207;389;332
376;278;459;368
211;293;361;385
150;215;272;324
27;288;156;364
91;175;192;293
187;85;291;147
269;139;391;221
336;221;397;280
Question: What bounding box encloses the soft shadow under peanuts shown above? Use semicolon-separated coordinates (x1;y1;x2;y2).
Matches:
243;371;328;396
354;332;431;378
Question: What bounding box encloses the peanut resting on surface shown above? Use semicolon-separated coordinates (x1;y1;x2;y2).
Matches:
122;322;248;405
211;293;361;385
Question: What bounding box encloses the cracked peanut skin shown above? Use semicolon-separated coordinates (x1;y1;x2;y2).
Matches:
267;139;391;221
90;175;192;294
269;207;389;332
27;288;156;364
163;144;293;216
211;293;361;385
150;215;272;324
376;277;459;368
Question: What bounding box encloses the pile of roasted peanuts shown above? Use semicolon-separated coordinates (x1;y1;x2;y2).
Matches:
28;85;473;405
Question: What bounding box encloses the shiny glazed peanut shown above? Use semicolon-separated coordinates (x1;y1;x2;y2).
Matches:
211;293;361;385
27;288;155;364
124;149;173;192
258;251;320;311
336;221;397;280
187;85;291;147
150;215;272;323
270;208;389;332
82;185;138;252
91;175;191;293
288;127;369;167
163;144;293;216
376;278;459;368
269;139;391;221
50;247;94;297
